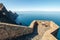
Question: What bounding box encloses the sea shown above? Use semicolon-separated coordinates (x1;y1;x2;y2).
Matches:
15;11;60;40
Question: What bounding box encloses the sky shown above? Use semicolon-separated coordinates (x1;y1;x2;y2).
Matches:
0;0;60;11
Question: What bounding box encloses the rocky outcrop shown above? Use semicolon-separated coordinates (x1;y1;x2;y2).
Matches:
0;3;18;24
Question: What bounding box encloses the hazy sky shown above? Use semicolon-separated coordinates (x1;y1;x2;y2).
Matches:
0;0;60;11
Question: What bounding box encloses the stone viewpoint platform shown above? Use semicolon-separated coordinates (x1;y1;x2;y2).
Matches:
0;3;59;40
0;20;59;40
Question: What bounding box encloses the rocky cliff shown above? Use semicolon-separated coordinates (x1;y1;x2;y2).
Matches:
0;3;18;24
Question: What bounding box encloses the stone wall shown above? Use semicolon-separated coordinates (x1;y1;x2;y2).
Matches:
0;22;33;40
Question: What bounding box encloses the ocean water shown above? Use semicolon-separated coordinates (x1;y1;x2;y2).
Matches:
15;11;60;26
15;11;60;40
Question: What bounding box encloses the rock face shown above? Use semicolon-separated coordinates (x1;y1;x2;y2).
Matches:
0;3;18;24
0;20;59;40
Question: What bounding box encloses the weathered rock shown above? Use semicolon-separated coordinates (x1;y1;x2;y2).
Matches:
0;3;18;24
0;3;3;10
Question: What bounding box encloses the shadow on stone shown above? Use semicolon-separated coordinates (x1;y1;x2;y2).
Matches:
10;21;38;40
51;28;59;39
